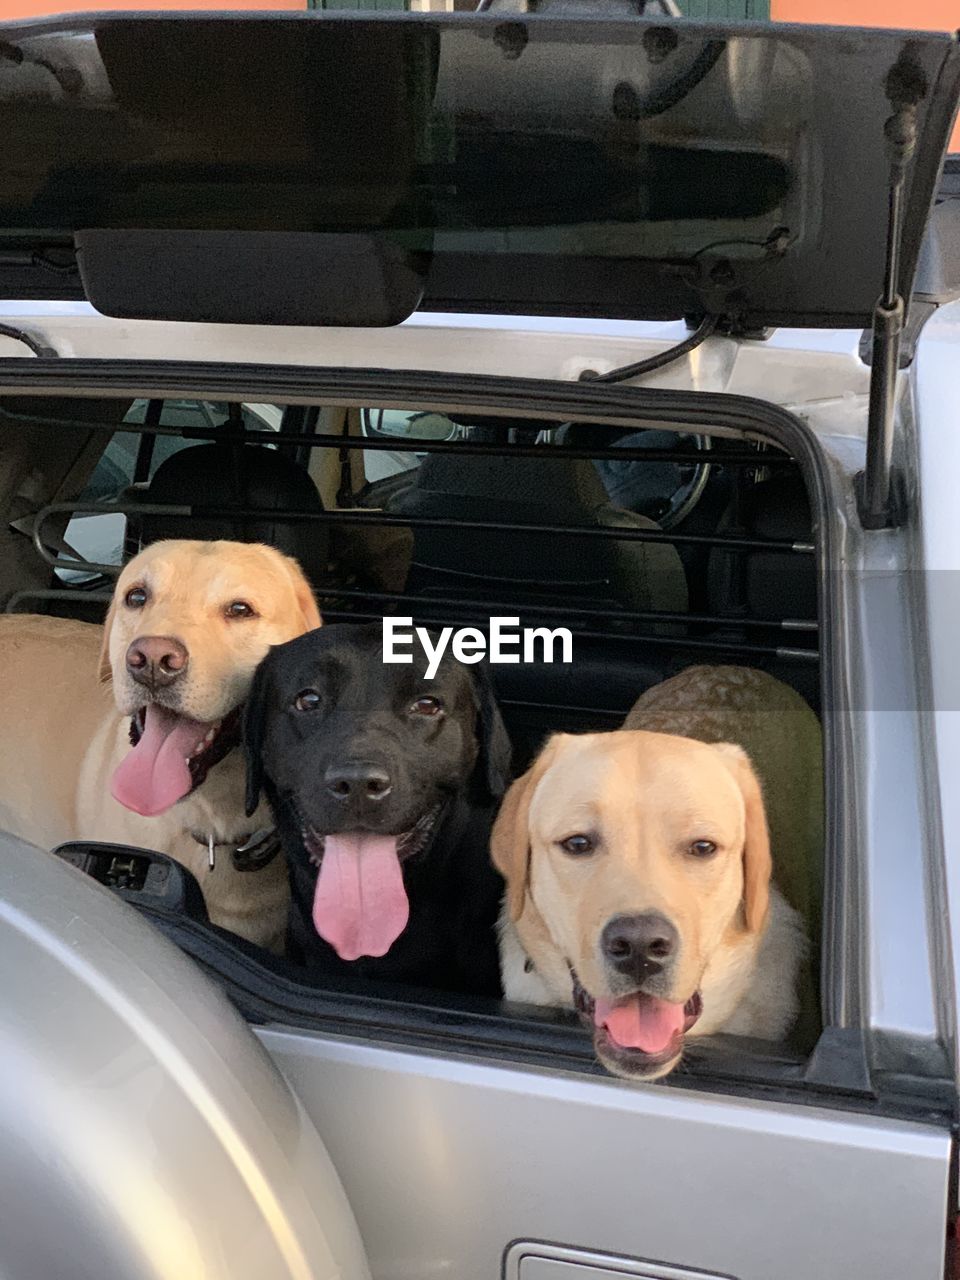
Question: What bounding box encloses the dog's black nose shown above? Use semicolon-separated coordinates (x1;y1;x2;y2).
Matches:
324;761;393;804
126;636;188;689
601;912;678;983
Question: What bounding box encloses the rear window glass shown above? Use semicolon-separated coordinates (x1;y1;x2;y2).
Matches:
59;400;281;582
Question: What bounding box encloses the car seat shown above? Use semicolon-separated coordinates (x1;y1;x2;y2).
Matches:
707;470;819;712
386;436;690;759
133;441;331;588
387;446;688;616
555;422;685;521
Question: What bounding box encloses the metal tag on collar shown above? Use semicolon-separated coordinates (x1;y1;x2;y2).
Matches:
232;828;280;873
207;832;216;872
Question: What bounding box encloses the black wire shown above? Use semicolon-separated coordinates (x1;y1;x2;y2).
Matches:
580;314;718;386
0;324;58;359
618;41;725;121
688;229;793;263
0;251;78;278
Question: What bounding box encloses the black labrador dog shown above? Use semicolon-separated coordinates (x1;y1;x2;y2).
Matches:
243;622;511;996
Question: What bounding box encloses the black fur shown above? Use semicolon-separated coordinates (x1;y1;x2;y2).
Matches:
243;622;511;996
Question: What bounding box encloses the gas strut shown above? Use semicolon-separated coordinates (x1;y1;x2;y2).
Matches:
859;53;928;530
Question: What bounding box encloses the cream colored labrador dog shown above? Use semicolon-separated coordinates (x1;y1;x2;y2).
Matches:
494;666;820;1081
0;539;321;951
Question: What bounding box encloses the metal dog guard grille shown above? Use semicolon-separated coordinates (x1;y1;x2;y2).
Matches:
3;405;820;715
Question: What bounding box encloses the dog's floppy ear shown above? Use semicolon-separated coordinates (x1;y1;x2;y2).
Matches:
490;736;561;921
713;742;772;934
97;594;118;686
471;661;512;800
242;657;272;817
281;553;322;633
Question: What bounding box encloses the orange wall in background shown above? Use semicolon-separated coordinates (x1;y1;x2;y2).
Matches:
772;0;960;151
771;0;956;25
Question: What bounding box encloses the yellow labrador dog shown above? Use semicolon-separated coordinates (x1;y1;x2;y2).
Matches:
0;539;321;951
493;667;820;1081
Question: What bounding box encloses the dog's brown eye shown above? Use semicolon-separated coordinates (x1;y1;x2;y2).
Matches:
225;601;256;620
410;696;444;717
294;689;321;712
124;586;148;609
689;840;718;858
559;833;595;857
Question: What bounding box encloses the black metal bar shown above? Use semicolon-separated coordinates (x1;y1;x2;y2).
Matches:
315;582;818;634
31;500;816;577
4;588;112;613
500;699;626;719
5;576;817;645
282;404;319;467
132;399;162;484
128;504;818;552
3;586;816;664
0;406;797;467
6;579;817;663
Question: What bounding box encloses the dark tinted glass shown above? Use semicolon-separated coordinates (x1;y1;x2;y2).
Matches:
0;14;957;325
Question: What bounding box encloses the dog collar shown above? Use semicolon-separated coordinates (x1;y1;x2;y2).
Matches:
189;827;282;873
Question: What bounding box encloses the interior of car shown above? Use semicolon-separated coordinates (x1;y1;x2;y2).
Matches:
0;391;823;1089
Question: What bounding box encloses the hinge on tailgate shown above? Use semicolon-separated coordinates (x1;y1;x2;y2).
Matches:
857;51;929;531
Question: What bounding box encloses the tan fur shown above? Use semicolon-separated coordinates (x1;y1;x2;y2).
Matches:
491;736;561;922
710;741;772;935
625;665;823;934
497;667;820;1078
0;540;322;951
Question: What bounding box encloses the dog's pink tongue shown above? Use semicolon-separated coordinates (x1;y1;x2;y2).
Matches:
110;705;207;817
312;834;409;961
594;993;686;1055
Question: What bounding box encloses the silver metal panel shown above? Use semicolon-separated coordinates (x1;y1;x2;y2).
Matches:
805;416;944;1064
260;1028;952;1280
0;302;870;408
0;834;371;1280
837;526;942;1045
505;1241;728;1279
914;296;960;1092
518;1262;712;1280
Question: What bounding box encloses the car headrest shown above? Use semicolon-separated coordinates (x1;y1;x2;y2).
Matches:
137;443;330;583
405;450;611;516
708;473;815;621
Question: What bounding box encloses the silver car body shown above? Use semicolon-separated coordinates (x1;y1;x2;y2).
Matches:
0;830;371;1280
